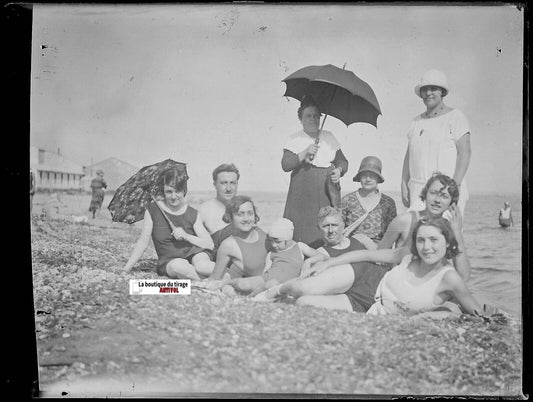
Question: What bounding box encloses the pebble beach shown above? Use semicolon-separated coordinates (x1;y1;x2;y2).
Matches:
31;193;523;397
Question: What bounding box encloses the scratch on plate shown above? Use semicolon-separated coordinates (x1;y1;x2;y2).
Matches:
217;9;239;36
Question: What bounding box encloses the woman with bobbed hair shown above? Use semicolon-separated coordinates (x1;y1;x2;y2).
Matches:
208;195;269;281
123;168;214;279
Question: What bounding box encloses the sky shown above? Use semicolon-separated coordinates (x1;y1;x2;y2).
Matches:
30;4;524;194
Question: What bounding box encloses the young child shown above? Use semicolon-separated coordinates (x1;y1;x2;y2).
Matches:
222;218;326;297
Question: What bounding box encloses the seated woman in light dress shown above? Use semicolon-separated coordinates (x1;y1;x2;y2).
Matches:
340;156;396;250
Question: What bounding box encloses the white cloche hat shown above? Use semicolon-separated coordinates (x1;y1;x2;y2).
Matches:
414;69;450;98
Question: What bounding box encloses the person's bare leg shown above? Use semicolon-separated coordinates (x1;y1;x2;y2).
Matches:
191;253;215;278
227;276;265;294
166;259;201;280
296;294;353;312
249;278;280;298
280;264;355;297
248;282;267;298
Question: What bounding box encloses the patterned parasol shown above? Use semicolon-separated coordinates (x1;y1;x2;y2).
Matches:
107;159;188;224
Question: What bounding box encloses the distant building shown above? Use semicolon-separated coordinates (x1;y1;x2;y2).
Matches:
81;157;139;192
30;146;85;191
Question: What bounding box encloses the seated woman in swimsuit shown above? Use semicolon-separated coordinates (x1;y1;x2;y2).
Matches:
273;173;471;313
223;217;326;297
206;196;269;287
123;168;214;280
367;217;482;318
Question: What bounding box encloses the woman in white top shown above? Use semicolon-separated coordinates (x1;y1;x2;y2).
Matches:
282;95;348;246
401;69;472;215
367;217;481;317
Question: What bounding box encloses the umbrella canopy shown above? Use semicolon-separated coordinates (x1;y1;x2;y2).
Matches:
282;64;381;127
108;159;188;224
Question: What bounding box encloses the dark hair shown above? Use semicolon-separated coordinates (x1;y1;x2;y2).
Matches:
212;163;240;183
419;172;460;205
410;217;459;261
317;206;343;225
222;195;260;224
158;168;188;196
297;95;322;120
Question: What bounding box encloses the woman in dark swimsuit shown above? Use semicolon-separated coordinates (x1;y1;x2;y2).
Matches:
207;196;269;286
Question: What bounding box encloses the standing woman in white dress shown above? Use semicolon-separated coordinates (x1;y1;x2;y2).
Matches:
401;69;472;215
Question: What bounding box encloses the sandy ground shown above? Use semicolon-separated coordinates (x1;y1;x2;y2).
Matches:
31;193;523;397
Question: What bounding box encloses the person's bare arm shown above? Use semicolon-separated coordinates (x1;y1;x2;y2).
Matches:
453;133;472;186
447;204;471;281
182;214;214;250
298;244;329;277
401;147;410;208
308;247;407;277
263;252;273;272
442;270;482;315
377;213;410;250
123;210;153;272
208;238;236;281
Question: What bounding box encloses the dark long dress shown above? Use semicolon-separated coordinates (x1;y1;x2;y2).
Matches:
282;147;348;245
89;176;107;212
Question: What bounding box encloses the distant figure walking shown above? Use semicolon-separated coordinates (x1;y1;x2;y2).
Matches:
89;169;107;219
498;201;513;228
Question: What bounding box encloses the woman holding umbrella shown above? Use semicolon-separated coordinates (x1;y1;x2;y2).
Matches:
123;168;214;280
282;95;348;246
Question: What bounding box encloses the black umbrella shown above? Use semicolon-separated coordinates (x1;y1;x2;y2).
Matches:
282;63;381;128
283;64;381;208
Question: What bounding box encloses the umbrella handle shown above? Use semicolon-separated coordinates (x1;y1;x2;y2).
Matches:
150;195;178;231
308;114;328;161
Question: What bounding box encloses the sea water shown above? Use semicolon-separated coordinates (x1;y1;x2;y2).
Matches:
462;193;522;318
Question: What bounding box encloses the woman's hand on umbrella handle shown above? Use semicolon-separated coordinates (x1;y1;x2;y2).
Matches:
171;227;186;241
303;143;319;163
